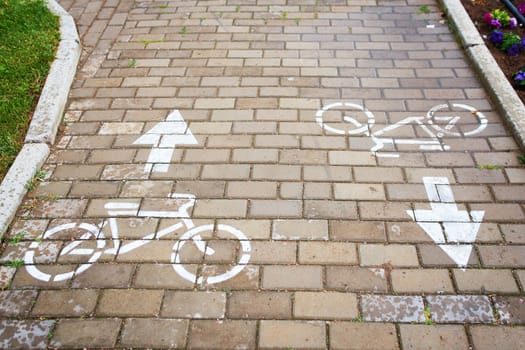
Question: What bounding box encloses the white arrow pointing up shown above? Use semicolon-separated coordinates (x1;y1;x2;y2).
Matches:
133;110;198;173
406;176;484;268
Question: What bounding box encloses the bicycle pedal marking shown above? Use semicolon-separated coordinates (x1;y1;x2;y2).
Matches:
24;194;252;286
133;109;198;173
316;101;487;157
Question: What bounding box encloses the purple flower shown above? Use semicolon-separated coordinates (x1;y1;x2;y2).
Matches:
510;17;518;28
490;30;504;44
515;71;525;82
519;3;525;14
508;43;521;56
521;38;525;47
484;12;493;24
491;19;502;28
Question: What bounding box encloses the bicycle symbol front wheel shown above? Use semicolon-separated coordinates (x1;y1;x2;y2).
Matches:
426;103;487;137
171;224;251;285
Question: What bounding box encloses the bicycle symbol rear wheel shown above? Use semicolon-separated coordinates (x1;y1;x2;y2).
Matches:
316;102;375;135
171;224;251;285
24;223;105;282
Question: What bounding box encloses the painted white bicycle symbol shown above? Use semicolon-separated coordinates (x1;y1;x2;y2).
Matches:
24;193;251;285
316;102;487;157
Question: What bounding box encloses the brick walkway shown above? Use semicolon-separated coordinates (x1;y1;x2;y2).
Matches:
1;0;525;348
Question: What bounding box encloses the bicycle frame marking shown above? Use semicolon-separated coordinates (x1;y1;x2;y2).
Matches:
316;102;487;158
24;193;251;285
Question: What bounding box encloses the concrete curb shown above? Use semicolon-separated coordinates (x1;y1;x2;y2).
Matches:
0;0;80;237
440;0;525;149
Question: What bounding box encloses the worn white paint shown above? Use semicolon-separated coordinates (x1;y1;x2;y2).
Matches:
172;224;251;285
25;194;251;285
316;102;487;157
133;110;198;172
406;177;484;268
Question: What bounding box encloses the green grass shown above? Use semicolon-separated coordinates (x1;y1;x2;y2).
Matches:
0;0;60;181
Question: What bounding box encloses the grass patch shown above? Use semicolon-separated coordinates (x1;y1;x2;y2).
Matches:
0;0;60;181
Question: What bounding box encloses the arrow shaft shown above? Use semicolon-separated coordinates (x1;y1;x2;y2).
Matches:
423;176;458;210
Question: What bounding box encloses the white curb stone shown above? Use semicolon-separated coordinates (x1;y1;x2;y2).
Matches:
25;0;81;144
440;0;525;148
0;144;50;235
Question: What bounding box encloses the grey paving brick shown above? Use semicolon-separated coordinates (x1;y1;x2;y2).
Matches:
399;325;469;350
470;326;525;350
426;295;495;323
188;320;256;350
361;295;425;323
0;290;38;317
119;319;189;348
259;320;325;350
330;322;399;350
50;319;121;348
0;320;54;350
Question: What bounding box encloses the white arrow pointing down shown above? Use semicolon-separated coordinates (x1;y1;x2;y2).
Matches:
407;176;484;268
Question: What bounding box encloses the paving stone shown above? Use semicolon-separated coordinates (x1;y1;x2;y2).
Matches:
478;245;525;267
360;244;419;267
330;322;399;350
358;202;412;221
217;219;272;240
453;269;519;294
391;269;454;293
161;291;226;318
70;181;120;197
97;289;163;317
0;266;16;288
329;221;386;242
418;244;480;267
361;295;425;323
272;219;328;240
305;200;358;219
354;167;403;183
326;266;388;292
299;242;358;265
193;199;247;218
28;199;88;219
470;325;525;350
50;318;121;348
0;320;55;350
31;289;98;317
226;181;277;198
262;265;323;290
250;200;303;218
71;263;134;288
259;320;326;350
115;240;174;263
198;265;260;290
294;291;358;320
495;296;525;324
187;320;256;349
133;263;195;289
119;318;188;348
0;241;61;265
227;291;292;319
399;324;469;350
10;264;72;289
249;241;296;264
0;290;38;317
426;295;495;323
